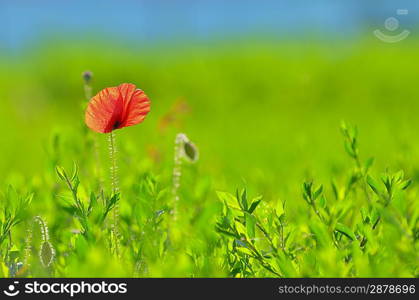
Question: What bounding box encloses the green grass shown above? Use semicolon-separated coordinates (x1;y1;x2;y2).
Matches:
0;38;418;277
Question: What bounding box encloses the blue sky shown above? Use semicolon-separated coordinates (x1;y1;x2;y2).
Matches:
1;0;418;51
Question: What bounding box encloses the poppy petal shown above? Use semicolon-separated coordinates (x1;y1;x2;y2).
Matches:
118;83;151;129
85;83;150;133
85;86;124;133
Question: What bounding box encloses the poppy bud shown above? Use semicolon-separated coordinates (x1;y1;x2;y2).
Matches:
82;71;93;84
177;133;199;163
182;139;199;163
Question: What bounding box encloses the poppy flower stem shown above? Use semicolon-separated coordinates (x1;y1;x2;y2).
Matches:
172;133;184;220
108;131;119;194
108;130;120;256
83;83;92;103
82;71;104;200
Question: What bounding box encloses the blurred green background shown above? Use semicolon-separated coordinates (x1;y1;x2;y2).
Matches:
2;0;419;195
3;40;419;197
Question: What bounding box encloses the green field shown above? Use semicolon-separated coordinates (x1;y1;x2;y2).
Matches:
0;39;418;277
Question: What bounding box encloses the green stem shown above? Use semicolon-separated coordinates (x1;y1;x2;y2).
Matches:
311;200;325;224
108;131;119;194
172;134;183;219
353;150;372;205
83;81;104;200
84;83;92;102
108;131;120;256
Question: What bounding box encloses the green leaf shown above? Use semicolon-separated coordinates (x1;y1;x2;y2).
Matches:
313;185;323;201
248;196;262;214
0;261;9;277
74;234;88;256
236;246;253;256
71;162;79;182
101;193;120;223
331;180;339;200
399;179;412;190
302;182;313;203
394;170;404;181
216;191;240;210
318;195;327;209
245;212;256;240
88;192;96;214
235;221;247;237
360;207;370;224
366;175;380;195
335;223;355;240
344;141;356;158
274;251;296;277
276;200;284;217
364;157;374;172
55;165;67;181
215;226;237;238
234;239;253;256
240;189;248;211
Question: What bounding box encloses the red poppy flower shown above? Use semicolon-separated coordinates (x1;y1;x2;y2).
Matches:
85;83;151;133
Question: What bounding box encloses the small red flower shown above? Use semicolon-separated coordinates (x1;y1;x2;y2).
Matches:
85;83;151;133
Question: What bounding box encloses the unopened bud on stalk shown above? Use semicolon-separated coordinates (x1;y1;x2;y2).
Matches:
172;133;199;219
82;70;93;84
177;133;199;163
